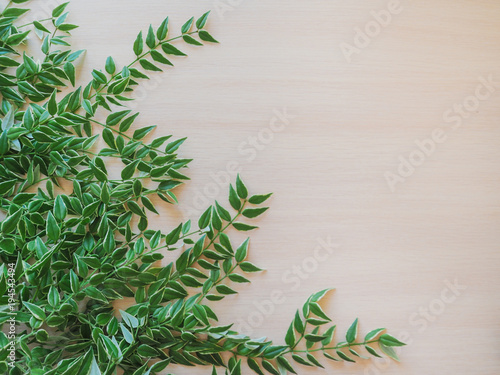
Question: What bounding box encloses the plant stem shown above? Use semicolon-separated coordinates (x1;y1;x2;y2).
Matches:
18;17;52;28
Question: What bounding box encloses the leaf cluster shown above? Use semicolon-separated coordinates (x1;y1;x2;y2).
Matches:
0;2;404;374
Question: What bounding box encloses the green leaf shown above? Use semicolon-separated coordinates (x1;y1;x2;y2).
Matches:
216;285;237;295
133;125;156;140
196;11;210;29
146;25;156;49
23;53;38;74
0;238;15;254
47;90;58;116
105;56;116;74
235;238;249;262
199;30;219;43
52;2;69;17
322;325;336;346
242;207;269;219
239;262;263;273
215;201;231;221
157;17;169;40
90;357;101;375
181;17;194;33
82;99;94;115
140;196;158;215
54;195;67;221
133;31;143;56
379;343;399;361
103;230;116;253
150;359;171;373
311;288;333;302
346;318;358;343
304;333;327;343
6;30;30;45
192;304;210;325
235;174;248;199
1;209;22;234
162;43;186;56
91;70;107;84
100;334;122;360
294;311;305;334
4;7;29;17
85;287;108;303
120;323;134;344
365;328;385;342
69;270;79;293
379;334;406;347
23;302;46;321
0;56;20;67
323;352;340;362
59;24;79;32
151;50;173;66
336;350;355;363
106;110;131;126
33;21;50;33
102;128;116;149
349;348;369;359
233;222;258;231
139;59;162;72
309;302;331;322
291;354;313;367
365;345;383;358
137;344;159;357
248;193;273;204
228;184;241;210
276;356;296;374
306;353;324;368
247;358;264;375
119;112;140;132
183;34;203;46
46;212;60;241
285;322;296;347
63;62;76;86
262;360;280;375
120;310;139;328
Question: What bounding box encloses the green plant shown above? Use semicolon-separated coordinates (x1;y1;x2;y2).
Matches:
0;1;405;374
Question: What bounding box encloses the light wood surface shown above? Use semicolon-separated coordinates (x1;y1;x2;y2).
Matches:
60;0;500;374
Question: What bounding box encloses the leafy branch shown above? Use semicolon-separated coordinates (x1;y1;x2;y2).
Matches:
0;2;404;375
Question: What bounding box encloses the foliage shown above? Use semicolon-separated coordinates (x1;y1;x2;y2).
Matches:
0;1;404;374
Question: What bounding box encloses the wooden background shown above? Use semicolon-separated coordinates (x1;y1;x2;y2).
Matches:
39;0;500;374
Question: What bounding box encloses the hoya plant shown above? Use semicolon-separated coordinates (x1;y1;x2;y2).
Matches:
0;1;405;374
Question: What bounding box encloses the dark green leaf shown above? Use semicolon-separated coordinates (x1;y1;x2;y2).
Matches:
133;31;143;56
196;11;210;29
46;212;60;241
139;59;162;72
183;34;203;46
162;43;186;56
105;56;116;74
199;30;219;43
146;25;156;49
232;222;258;231
181;17;194;33
242;207;269;219
379;334;406;347
346;318;358;343
23;302;46;321
157;17;169;40
239;262;263;273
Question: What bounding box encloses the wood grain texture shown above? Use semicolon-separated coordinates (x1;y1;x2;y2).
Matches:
66;0;500;373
